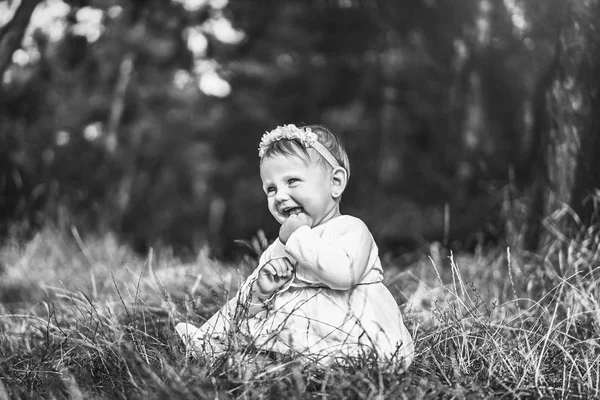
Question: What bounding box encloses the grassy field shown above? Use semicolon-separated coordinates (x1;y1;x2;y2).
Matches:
1;225;599;399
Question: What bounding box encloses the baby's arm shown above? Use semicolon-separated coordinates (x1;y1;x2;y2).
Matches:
284;218;374;290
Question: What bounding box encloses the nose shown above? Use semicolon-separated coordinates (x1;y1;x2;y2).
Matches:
274;188;289;203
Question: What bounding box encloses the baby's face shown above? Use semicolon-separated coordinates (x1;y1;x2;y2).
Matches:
260;153;339;227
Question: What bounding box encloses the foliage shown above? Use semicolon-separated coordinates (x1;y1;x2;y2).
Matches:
4;0;598;258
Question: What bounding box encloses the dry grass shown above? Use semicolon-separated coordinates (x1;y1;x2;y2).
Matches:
1;223;599;399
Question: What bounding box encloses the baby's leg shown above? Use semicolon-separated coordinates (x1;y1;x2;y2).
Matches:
176;297;239;358
175;322;205;358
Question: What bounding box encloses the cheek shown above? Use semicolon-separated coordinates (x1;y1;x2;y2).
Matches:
267;197;279;211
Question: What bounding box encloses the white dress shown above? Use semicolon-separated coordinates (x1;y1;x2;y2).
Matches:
176;215;414;369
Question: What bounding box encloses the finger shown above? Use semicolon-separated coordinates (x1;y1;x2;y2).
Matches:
265;259;284;277
262;263;277;276
281;257;293;267
282;258;294;271
280;258;295;274
285;266;294;276
298;213;310;223
274;260;289;277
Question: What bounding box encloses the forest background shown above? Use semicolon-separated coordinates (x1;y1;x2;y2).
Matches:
3;0;599;262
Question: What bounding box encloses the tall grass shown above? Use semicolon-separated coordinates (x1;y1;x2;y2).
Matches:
1;222;599;399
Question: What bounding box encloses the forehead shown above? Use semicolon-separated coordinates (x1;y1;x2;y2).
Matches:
260;154;309;178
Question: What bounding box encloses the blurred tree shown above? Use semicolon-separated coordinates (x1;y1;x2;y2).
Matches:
0;0;44;238
0;0;40;78
523;0;600;251
0;0;228;254
2;0;599;259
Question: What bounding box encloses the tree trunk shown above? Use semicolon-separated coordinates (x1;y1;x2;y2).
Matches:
0;0;41;79
524;0;600;251
568;75;600;226
522;43;559;252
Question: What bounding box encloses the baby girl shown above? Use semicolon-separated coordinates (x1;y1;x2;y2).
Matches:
176;124;414;369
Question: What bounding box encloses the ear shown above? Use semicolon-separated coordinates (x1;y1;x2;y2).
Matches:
330;167;348;199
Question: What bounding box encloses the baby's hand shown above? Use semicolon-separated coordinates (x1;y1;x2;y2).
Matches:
279;213;310;244
255;258;294;296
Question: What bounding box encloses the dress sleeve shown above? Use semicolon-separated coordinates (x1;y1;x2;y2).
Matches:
284;218;374;290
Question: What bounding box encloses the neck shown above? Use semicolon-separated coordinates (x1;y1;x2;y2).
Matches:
314;203;341;227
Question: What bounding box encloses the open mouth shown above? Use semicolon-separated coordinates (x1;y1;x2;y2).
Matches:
282;207;304;217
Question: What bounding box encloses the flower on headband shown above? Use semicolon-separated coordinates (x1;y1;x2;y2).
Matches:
258;124;318;157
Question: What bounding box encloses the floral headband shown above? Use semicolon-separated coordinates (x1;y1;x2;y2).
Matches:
258;124;341;169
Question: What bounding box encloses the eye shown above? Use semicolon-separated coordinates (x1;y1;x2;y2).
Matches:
288;178;299;185
265;186;276;195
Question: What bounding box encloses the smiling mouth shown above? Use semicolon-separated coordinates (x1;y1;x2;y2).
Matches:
282;207;304;217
